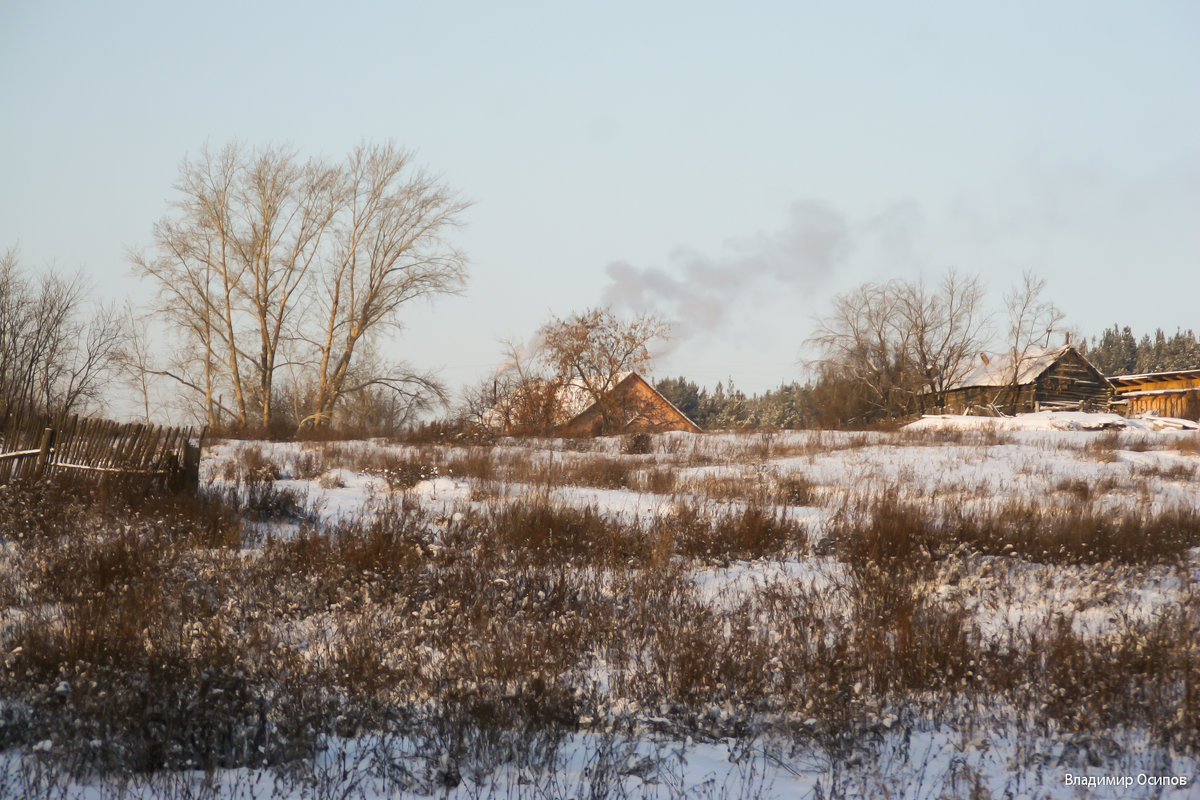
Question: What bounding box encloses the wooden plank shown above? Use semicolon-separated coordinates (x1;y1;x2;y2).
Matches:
0;449;41;462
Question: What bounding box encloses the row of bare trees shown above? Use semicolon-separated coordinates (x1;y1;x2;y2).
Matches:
464;271;1065;435
131;142;467;435
0;248;126;418
807;270;1064;421
5;136;1075;435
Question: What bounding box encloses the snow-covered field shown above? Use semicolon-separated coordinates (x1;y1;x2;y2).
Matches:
2;413;1198;798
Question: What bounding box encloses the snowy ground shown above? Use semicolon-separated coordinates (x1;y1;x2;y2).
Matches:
202;414;1200;650
3;413;1199;798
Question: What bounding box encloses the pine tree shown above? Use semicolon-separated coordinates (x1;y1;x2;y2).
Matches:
1087;326;1200;374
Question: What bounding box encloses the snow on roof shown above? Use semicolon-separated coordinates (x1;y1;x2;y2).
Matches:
1109;368;1200;384
947;345;1072;390
1118;387;1200;398
906;410;1199;432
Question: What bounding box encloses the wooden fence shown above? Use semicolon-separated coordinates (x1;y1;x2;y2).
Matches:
0;408;203;488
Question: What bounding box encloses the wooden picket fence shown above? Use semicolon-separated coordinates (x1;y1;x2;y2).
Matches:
0;407;203;488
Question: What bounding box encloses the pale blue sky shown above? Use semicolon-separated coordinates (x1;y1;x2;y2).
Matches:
2;1;1197;403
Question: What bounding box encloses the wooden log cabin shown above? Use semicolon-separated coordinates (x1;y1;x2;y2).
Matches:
1107;369;1200;421
936;345;1112;415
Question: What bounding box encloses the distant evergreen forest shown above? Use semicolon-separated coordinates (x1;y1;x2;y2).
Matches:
1079;326;1200;376
657;327;1200;430
654;377;817;431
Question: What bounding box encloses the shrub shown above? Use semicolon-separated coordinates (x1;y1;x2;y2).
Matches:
830;490;941;575
663;502;806;563
622;433;653;455
565;457;634;490
481;502;648;567
775;474;819;506
954;502;1200;565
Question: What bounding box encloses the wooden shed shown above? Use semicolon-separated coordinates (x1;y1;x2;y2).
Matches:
1107;369;1200;421
937;345;1111;415
558;372;703;437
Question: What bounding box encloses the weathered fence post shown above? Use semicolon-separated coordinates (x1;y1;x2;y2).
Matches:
34;427;56;478
181;441;202;488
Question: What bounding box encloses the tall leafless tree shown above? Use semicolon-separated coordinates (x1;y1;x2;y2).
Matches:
459;339;561;434
301;144;467;430
997;269;1065;413
133;142;467;434
807;280;914;419
896;270;989;412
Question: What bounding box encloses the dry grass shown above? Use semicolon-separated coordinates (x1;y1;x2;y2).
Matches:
1132;460;1197;482
638;467;677;494
1168;433;1200;456
830;488;1200;567
955;501;1200;565
5;427;1198;787
660;503;808;563
1053;476;1120;502
1086;431;1123;462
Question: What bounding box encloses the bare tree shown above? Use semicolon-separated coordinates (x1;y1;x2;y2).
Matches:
301;143;467;430
459;339;561;434
133;144;245;428
896;270;989;412
537;306;671;433
0;248;126;417
997;270;1065;413
52;298;127;415
807;280;915;420
133;142;467;434
234;147;339;430
807;270;989;420
116;303;162;424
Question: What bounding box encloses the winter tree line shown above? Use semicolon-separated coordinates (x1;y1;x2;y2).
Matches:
4;142;468;436
652;276;1200;430
1080;326;1200;377
3;140;1198;435
652;325;1200;431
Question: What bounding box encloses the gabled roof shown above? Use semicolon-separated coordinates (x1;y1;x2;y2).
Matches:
560;371;702;436
947;345;1086;390
481;370;702;434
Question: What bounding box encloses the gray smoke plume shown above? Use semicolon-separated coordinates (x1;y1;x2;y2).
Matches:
602;200;851;344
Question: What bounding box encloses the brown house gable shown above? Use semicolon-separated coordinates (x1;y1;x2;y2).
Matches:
557;372;703;437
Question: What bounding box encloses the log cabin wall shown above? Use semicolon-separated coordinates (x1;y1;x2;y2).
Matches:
936;347;1110;415
1033;349;1112;411
1109;370;1200;421
1122;390;1200;420
939;385;1036;415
